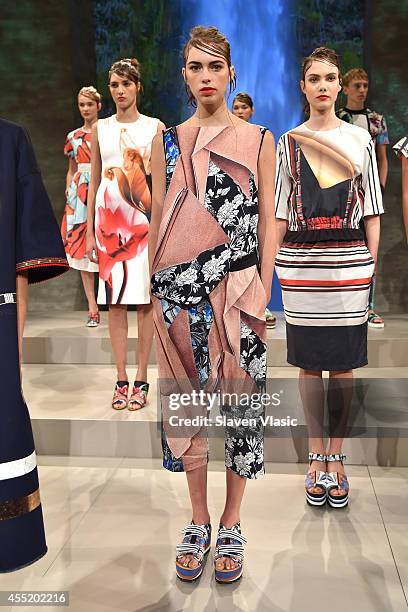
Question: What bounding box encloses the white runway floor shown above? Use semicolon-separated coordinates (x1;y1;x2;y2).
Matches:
1;457;408;612
7;312;407;611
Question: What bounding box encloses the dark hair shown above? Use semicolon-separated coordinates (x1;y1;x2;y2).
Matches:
183;25;236;106
232;92;254;109
109;58;142;87
301;47;342;115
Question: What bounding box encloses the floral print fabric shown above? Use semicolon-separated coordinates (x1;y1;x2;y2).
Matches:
154;126;266;479
61;128;98;271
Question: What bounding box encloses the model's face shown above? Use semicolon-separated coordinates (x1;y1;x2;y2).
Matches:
232;100;253;122
77;95;99;122
343;79;368;107
183;46;230;107
301;60;341;113
109;73;139;110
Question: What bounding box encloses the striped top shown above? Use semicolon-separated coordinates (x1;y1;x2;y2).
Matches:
275;121;384;237
393;136;408;158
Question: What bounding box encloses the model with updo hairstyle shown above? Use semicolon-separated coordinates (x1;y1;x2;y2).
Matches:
61;85;102;327
182;25;236;106
108;58;142;88
149;25;276;584
301;46;342;115
86;57;165;413
275;46;384;510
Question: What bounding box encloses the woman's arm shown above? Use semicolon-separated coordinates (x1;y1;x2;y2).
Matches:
257;130;276;299
276;219;288;251
402;157;408;243
148;131;166;274
16;271;28;363
365;214;381;266
66;158;77;194
86;122;102;262
376;143;388;190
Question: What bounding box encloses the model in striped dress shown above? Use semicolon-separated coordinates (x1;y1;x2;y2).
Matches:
275;47;383;508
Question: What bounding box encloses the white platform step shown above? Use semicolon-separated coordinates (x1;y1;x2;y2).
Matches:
23;312;408;368
25;364;408;465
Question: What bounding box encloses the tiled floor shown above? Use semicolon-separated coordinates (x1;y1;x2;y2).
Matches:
2;458;407;612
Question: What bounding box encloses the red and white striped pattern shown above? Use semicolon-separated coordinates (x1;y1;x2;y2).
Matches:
275;241;375;326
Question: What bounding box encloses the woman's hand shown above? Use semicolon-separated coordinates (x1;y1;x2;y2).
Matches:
86;231;98;263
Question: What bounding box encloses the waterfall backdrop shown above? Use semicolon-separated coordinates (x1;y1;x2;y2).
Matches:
0;0;405;313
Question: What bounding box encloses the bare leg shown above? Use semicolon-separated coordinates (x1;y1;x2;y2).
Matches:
178;465;210;569
108;305;128;381
80;270;98;313
299;369;326;489
135;303;154;381
327;369;353;496
216;469;247;571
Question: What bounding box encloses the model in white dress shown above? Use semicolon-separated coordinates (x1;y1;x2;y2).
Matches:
95;113;160;305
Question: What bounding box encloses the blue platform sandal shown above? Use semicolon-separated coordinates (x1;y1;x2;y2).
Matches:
305;452;328;507
175;521;211;581
214;522;247;583
326;453;349;508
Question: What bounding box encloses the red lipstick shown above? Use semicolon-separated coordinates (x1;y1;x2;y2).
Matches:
200;87;216;95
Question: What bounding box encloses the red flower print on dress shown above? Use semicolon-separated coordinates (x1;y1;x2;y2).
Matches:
95;204;148;283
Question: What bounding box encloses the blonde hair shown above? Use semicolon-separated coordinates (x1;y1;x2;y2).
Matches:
183;25;236;106
78;86;101;103
342;68;368;87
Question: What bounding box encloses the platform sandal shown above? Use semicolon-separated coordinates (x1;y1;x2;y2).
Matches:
368;310;384;329
214;522;247;584
175;521;212;581
265;308;276;329
128;381;149;411
111;381;129;410
305;452;328;507
326;453;349;508
86;311;100;328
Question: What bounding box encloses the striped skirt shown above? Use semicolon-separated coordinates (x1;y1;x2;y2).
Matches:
275;240;375;371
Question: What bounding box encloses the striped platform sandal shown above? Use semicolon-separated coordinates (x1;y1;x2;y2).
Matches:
214;522;247;584
326;454;349;508
175;522;211;582
305;452;328;507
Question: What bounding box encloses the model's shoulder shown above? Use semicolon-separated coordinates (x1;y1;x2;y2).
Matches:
336;107;349;119
66;127;83;140
341;120;372;142
283;123;307;139
0;118;26;146
97;115;115;127
366;107;385;119
138;114;161;127
0;117;24;133
244;121;269;136
139;113;159;122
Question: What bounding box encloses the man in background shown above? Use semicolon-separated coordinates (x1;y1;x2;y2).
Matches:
337;68;389;329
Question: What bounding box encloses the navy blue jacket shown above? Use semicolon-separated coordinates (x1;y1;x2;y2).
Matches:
0;118;68;572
